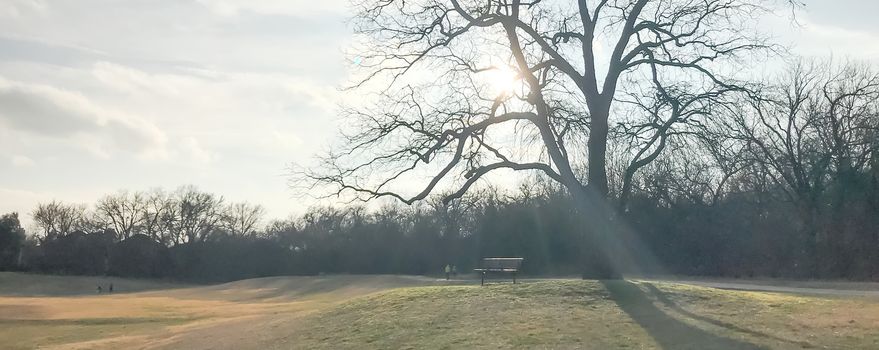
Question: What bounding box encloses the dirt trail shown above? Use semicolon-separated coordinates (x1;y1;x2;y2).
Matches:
522;275;879;297
665;279;879;297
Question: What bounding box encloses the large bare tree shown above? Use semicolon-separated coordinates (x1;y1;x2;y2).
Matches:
304;0;794;274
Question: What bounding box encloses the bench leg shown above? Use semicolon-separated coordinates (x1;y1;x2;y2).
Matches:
481;272;485;286
513;272;517;284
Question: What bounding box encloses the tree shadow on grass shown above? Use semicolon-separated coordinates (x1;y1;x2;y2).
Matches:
601;280;765;350
640;283;814;348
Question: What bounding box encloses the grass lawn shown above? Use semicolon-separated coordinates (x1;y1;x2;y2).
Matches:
292;280;879;349
3;273;879;349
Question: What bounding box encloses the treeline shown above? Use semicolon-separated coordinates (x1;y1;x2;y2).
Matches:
0;186;276;281
614;60;879;279
0;61;877;282
0;183;586;281
0;168;876;282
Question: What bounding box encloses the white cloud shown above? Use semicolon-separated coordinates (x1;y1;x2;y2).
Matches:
84;61;339;161
0;0;47;19
799;17;879;60
0;76;168;158
10;154;35;167
767;10;879;63
195;0;347;17
0;0;349;224
91;61;203;96
183;137;218;164
0;187;45;217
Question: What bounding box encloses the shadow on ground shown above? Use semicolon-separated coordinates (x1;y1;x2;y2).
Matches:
641;283;815;348
601;280;765;350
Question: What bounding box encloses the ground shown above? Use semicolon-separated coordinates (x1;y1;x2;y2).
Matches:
1;272;879;349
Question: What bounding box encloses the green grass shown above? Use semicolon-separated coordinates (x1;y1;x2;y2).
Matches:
291;280;879;349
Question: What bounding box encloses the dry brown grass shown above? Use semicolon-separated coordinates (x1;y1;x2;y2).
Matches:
0;273;436;350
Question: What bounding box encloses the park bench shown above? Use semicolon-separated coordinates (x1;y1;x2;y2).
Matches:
474;257;524;286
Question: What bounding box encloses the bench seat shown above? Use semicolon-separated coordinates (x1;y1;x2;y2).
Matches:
475;257;523;285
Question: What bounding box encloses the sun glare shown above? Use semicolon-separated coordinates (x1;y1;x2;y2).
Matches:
480;66;519;96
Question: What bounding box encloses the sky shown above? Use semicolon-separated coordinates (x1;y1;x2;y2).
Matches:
1;0;878;227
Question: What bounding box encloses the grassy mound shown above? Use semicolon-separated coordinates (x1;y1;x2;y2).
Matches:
292;280;879;349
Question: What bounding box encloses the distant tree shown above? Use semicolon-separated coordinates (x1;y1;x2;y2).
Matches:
32;201;87;241
264;217;298;239
174;186;224;244
96;190;147;240
717;60;879;275
0;213;26;270
141;189;177;245
109;234;170;278
222;202;266;237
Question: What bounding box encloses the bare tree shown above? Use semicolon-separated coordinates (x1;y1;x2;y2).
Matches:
300;0;793;275
723;60;879;212
305;0;788;207
817;63;879;186
95;190;147;240
222;202;267;237
174;186;225;244
693;116;753;205
141;189;177;245
715;60;879;275
615;83;737;209
31;201;87;241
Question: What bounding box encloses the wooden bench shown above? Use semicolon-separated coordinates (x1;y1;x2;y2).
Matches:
474;257;524;286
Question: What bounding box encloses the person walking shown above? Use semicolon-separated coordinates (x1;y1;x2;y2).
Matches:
444;264;451;280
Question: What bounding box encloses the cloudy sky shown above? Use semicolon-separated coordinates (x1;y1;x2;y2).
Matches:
1;0;878;225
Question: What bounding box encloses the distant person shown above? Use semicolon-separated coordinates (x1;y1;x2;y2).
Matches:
109;283;114;293
452;265;457;277
444;264;451;280
97;285;102;294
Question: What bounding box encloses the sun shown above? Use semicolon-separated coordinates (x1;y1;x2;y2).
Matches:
480;66;520;97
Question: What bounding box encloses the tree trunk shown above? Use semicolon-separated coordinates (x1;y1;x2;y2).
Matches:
798;199;821;278
569;184;623;280
580;103;619;278
588;110;610;197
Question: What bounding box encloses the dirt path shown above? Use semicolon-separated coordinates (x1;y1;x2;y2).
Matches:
660;279;879;297
518;275;879;297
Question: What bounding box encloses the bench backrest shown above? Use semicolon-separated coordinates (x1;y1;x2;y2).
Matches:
480;257;524;270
